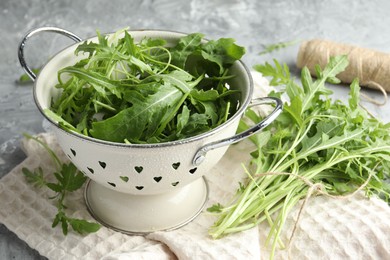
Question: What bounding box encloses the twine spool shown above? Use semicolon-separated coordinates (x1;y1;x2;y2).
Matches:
297;39;390;96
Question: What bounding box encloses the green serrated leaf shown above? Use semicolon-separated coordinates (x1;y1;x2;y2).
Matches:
326;76;341;84
207;203;223;213
253;59;290;86
22;167;47;188
61;217;69;235
190;89;219;101
201;38;245;74
52;213;61;228
69;218;101;234
284;96;303;127
59;163;87;192
300;67;312;93
46;182;63;193
170;33;204;68
301;55;348;113
44;109;80;133
258;39;300;55
59;67;122;98
90;81;184;142
18;68;40;83
348;78;360;110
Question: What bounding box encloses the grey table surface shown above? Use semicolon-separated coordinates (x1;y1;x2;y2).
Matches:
1;0;390;259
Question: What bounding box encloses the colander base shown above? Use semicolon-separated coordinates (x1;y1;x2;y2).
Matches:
84;177;209;234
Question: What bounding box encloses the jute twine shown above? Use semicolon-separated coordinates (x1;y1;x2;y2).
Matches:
297;39;389;105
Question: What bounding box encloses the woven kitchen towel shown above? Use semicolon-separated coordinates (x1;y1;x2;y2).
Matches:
1;72;390;260
0;132;259;260
260;193;390;260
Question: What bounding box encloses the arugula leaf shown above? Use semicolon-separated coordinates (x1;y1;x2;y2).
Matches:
200;38;246;75
207;203;223;213
176;105;190;134
180;113;210;136
258;39;300;55
52;211;101;235
253;59;290;86
18;68;40;83
55;163;87;192
348;79;360;110
75;41;101;57
90;79;186;143
44;109;80;133
59;67;122;98
190;89;219;101
22;167;47;188
169;33;204;68
69;218;101;235
300;55;348;113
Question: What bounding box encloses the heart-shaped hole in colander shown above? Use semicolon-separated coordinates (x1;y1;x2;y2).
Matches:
134;166;143;173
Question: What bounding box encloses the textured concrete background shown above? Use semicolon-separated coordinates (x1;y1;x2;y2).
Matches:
1;0;390;259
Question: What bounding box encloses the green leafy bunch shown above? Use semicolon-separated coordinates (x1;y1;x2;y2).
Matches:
208;56;390;258
22;134;100;235
48;30;245;144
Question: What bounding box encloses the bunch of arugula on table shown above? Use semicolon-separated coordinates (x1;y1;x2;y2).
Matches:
208;55;390;258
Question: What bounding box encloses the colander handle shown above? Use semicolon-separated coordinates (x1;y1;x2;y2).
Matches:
192;96;283;166
18;26;82;81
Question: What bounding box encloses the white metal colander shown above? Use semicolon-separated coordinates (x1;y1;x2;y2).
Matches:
19;27;282;234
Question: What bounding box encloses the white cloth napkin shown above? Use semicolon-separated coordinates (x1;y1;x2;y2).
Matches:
1;72;389;260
